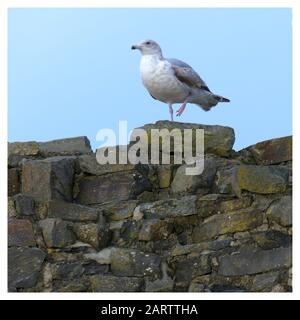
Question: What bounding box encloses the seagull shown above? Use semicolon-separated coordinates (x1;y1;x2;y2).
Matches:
131;39;230;121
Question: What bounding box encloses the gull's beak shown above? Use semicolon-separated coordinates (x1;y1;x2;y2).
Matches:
131;44;140;50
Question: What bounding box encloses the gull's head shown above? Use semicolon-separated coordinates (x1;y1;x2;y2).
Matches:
131;39;162;56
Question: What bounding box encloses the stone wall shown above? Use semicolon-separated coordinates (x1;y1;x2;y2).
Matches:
8;121;292;292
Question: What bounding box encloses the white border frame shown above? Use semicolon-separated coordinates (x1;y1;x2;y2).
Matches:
1;0;298;300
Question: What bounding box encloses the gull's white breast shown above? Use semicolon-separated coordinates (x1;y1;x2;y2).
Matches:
140;56;190;104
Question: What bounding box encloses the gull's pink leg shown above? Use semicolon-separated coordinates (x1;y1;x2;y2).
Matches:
169;104;174;121
176;95;190;117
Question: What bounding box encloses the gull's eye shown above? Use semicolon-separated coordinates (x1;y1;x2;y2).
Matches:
145;41;151;45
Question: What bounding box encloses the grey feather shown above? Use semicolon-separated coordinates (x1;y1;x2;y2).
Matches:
166;58;211;92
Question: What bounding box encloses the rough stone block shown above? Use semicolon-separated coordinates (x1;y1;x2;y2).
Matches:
48;200;99;222
133;121;235;157
218;246;292;276
13;194;35;216
8;141;40;157
73;223;110;249
171;158;216;194
216;165;290;196
266;195;292;227
8;168;20;196
245;136;292;165
111;248;161;279
138;219;172;241
8;247;46;289
8;219;36;247
75;171;151;205
39;136;92;156
22;156;75;201
103;200;138;221
39;218;75;248
175;254;211;287
90;274;144;292
139;195;197;219
192;209;263;242
77;154;136;176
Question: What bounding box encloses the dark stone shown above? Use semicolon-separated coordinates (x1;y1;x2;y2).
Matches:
252;271;280;291
196;194;227;218
90;275;144;292
8;219;36;247
8;247;46;289
215;165;290;196
209;284;247;292
83;261;109;275
266;195;292;227
236;165;289;195
75;171;151;205
192;209;263;242
8;141;39;157
73;223;110;249
8;154;32;168
171;239;232;256
22;157;75;201
48;200;99;222
111;248;162;279
13;194;35;216
171;158;217;194
51;262;85;280
39;136;92;156
134;121;235;157
175;255;211;288
77;154;136;176
39;218;75;248
252;230;292;250
245;136;292;165
8;168;20;196
140;196;197;219
103;200;138;221
218;246;292;276
52;279;89;292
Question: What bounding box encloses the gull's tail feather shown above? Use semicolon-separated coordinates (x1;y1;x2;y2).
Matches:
214;94;230;103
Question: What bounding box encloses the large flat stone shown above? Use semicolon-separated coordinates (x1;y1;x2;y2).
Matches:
216;165;290;196
8;247;46;289
77;154;136;176
8;219;36;247
139;195;197;219
75;171;151;205
8;141;40;157
39;136;92;156
218;246;292;276
245;136;292;165
48;200;99;222
133;121;235;157
192;208;263;242
237;165;289;194
90;274;144;292
22;156;75;201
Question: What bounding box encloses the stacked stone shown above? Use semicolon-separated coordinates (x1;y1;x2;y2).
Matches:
8;122;292;292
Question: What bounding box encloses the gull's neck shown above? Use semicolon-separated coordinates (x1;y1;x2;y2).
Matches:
142;52;163;61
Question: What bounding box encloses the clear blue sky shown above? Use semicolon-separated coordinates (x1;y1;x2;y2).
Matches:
8;8;292;151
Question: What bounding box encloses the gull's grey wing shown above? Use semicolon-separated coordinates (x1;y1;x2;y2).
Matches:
166;58;211;92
